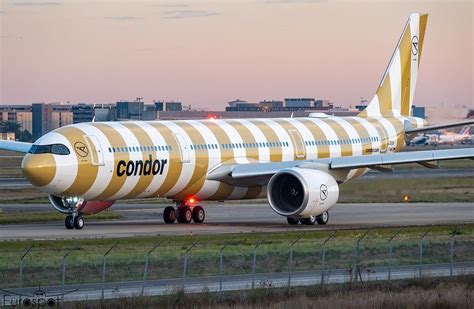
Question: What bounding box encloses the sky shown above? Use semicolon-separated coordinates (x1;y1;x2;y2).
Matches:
0;0;472;111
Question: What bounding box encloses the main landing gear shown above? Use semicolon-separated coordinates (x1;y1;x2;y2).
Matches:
287;211;329;226
163;202;205;224
65;212;84;230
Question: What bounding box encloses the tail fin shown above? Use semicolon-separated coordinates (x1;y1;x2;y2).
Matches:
359;13;428;118
459;126;471;136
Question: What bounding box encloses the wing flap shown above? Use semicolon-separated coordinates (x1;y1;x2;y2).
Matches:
406;120;474;134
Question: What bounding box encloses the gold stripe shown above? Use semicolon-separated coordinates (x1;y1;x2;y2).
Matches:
248;120;282;162
148;122;183;197
21;153;56;187
364;117;390;153
170;121;208;200
58;126;99;197
377;75;393;116
91;123;129;200
274;119;304;160
121;123;155;199
324;119;352;157
344;118;371;155
418;14;428;67
399;22;412;116
226;120;259;161
203;121;236;201
297;118;330;158
243;186;262;199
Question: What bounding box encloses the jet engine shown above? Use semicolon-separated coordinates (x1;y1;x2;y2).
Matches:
48;195;114;215
267;168;339;217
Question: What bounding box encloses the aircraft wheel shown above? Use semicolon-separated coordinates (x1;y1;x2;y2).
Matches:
65;215;74;229
74;215;84;230
163;206;176;224
192;206;205;223
177;207;192;224
287;217;299;225
300;216;317;225
316;211;329;225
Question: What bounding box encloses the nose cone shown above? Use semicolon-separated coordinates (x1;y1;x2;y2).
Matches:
21;153;56;187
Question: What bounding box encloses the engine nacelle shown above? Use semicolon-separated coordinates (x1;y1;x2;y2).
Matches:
267;168;339;217
48;195;114;215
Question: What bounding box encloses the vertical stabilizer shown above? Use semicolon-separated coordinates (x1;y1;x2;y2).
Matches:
359;13;428;118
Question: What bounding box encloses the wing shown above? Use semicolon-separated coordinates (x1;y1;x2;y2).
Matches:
207;148;474;186
0;140;33;153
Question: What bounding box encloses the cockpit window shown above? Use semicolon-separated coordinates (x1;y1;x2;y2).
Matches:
28;144;70;155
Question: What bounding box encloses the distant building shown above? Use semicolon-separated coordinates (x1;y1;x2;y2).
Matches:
72;104;95;123
154;101;164;111
284;98;315;108
165;101;182;112
94;104;117;122
32;103;48;139
412;106;425;119
0;105;33;134
0;132;15;141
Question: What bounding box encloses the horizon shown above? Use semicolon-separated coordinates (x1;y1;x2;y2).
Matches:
1;0;472;110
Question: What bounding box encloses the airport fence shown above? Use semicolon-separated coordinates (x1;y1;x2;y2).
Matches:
0;225;473;302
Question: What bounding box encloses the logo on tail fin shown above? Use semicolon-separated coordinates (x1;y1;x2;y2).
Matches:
412;36;419;55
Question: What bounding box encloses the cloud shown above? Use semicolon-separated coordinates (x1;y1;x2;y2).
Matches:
10;0;63;6
162;9;219;19
105;16;143;21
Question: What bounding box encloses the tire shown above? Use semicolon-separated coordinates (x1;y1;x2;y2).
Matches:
287;217;299;225
300;216;317;225
177;207;192;224
163;206;176;224
65;215;74;229
192;206;205;223
74;215;84;229
316;211;329;225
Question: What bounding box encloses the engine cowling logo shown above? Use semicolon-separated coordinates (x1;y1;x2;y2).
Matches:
320;184;328;201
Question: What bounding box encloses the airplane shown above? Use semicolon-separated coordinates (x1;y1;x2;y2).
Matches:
1;13;473;230
431;126;472;145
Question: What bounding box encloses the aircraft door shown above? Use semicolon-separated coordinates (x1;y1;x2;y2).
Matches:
84;135;105;166
288;129;306;159
173;133;190;163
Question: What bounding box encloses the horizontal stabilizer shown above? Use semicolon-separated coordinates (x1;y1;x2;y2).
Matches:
406;120;474;134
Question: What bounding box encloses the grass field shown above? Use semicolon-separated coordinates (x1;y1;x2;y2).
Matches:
0;225;472;289
71;276;474;308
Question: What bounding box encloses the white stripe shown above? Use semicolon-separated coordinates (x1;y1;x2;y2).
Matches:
351;117;383;153
311;118;341;158
365;95;382;117
259;119;294;162
285;118;318;159
330;117;363;156
190;120;221;199
160;120;197;197
409;14;420;114
105;122;142;200
213;120;249;164
75;123;115;200
233;119;270;162
134;122;170;199
38;132;78;195
389;49;402;116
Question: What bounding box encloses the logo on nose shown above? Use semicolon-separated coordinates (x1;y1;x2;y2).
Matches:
74;142;88;157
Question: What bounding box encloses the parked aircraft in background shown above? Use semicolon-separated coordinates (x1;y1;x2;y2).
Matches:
1;13;473;230
432;126;472;145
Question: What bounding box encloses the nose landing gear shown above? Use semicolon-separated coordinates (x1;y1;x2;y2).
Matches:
163;201;206;224
65;212;84;230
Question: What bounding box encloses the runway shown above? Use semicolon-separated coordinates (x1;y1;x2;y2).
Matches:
0;202;472;240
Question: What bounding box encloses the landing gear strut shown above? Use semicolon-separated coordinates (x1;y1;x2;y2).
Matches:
65;212;84;230
163;202;206;224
